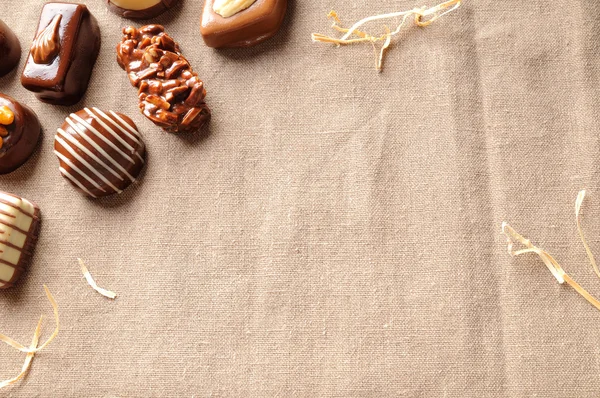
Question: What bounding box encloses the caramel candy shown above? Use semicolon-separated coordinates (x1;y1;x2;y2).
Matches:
54;108;146;198
0;20;21;77
200;0;287;48
107;0;180;19
0;191;41;290
21;3;101;106
0;94;41;175
116;25;211;133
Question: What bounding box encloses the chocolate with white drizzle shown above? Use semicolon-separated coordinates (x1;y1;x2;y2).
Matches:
54;108;146;198
0;191;41;290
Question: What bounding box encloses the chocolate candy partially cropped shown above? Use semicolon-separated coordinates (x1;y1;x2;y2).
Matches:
0;94;41;175
200;0;287;48
107;0;180;19
21;3;101;106
54;108;146;198
0;191;41;289
0;20;21;77
116;25;211;133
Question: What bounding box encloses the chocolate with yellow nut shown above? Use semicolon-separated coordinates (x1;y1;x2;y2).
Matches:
0;191;41;290
200;0;287;48
0;20;21;77
116;25;211;133
0;94;41;175
21;2;101;106
107;0;180;19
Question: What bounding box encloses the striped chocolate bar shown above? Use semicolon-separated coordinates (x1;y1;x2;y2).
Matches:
0;192;41;289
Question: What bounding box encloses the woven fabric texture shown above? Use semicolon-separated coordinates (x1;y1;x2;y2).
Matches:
2;0;600;396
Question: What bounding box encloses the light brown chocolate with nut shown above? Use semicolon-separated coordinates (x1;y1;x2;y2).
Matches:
116;25;210;133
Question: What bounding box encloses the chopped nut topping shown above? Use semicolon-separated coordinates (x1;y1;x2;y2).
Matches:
116;25;210;133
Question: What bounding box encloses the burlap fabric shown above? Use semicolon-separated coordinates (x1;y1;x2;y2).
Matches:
2;0;600;396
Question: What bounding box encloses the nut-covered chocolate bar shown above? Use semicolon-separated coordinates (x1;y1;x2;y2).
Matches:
0;94;41;174
117;25;211;133
0;191;41;289
0;20;21;77
107;0;180;19
21;3;101;106
200;0;287;48
54;108;146;198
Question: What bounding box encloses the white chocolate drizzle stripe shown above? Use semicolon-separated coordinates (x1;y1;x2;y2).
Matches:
66;117;136;182
0;219;26;235
55;136;122;194
54;151;106;192
58;166;97;198
92;107;141;146
70;113;135;164
110;110;142;139
0;198;33;218
84;108;136;152
0;193;36;270
136;153;144;162
57;129;124;182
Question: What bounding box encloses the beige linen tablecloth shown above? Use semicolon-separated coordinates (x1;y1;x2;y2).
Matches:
2;0;600;396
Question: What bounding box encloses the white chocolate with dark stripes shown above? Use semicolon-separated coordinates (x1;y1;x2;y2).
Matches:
54;108;146;198
0;191;41;289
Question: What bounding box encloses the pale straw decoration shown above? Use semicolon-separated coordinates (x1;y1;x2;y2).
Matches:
311;0;462;71
79;258;117;299
502;190;600;312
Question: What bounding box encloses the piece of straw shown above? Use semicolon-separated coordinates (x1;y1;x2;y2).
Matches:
0;285;59;354
311;0;461;71
0;316;43;389
502;190;600;312
78;259;117;299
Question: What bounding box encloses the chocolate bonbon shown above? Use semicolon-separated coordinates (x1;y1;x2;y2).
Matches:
0;94;41;175
0;20;21;77
54;108;146;198
107;0;180;19
0;191;41;289
21;3;101;106
200;0;287;48
116;25;211;133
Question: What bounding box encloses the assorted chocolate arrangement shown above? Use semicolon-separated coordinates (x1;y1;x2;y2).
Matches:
0;0;287;291
0;191;41;289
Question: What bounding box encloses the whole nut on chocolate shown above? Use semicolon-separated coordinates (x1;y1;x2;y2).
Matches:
107;0;180;19
116;25;211;133
213;0;257;18
0;191;41;289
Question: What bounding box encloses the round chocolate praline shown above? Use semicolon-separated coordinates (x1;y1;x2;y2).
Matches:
0;94;41;174
54;108;146;198
107;0;180;19
0;20;21;77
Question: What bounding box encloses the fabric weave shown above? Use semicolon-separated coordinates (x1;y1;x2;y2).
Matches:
1;0;600;396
